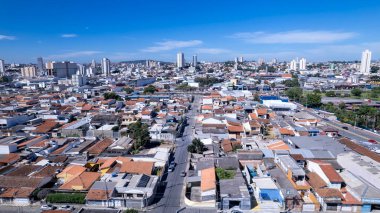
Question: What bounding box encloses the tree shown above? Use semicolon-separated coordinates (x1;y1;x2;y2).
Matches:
351;88;362;97
285;87;303;101
194;77;223;87
0;76;10;82
124;87;134;94
127;120;151;150
325;91;336;97
124;210;138;213
370;87;380;98
112;126;119;132
216;168;235;179
176;83;195;91
302;92;322;108
143;85;156;94
254;93;260;102
283;78;299;87
371;66;380;73
104;92;121;101
187;138;204;154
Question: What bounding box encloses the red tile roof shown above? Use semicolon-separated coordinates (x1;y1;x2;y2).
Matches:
119;161;154;175
319;164;344;183
267;141;290;151
33;121;59;134
87;138;113;155
228;125;244;133
59;172;100;191
201;167;216;191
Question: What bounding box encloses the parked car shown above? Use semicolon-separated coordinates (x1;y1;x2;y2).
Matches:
41;204;56;211
342;126;349;130
168;161;176;172
368;139;377;144
58;205;74;210
247;185;254;194
180;171;186;177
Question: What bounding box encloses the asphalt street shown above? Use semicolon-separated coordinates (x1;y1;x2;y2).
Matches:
306;108;380;142
149;95;205;213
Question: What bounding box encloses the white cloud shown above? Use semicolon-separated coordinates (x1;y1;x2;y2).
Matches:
61;34;78;38
142;40;202;52
196;48;230;54
0;35;16;40
230;30;356;44
46;51;101;59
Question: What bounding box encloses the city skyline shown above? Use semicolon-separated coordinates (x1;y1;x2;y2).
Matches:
1;0;380;63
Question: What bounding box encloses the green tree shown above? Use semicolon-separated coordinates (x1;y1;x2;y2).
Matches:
194;77;223;87
124;87;134;94
283;78;299;87
254;93;260;102
370;87;380;98
325;91;336;97
128;120;151;150
187;138;204;154
371;66;379;73
143;85;156;94
302;92;322;108
216;168;235;179
124;210;138;213
176;83;195;91
285;87;303;101
112;126;119;132
104;92;122;101
351;88;362;97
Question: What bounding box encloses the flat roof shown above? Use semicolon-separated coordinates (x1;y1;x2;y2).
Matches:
337;151;380;190
288;136;346;157
219;172;250;198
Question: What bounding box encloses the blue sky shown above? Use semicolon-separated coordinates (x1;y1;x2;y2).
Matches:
1;0;380;63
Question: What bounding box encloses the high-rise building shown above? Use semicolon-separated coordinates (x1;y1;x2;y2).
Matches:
21;66;37;77
290;59;297;70
45;61;78;78
0;59;4;76
37;57;44;75
192;55;197;67
101;58;111;76
360;49;372;75
234;57;238;63
299;58;307;70
91;59;96;69
177;52;184;68
86;67;94;77
77;64;86;75
239;57;244;63
72;74;87;87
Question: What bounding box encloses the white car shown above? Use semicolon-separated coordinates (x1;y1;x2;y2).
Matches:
40;204;56;210
58;205;74;210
